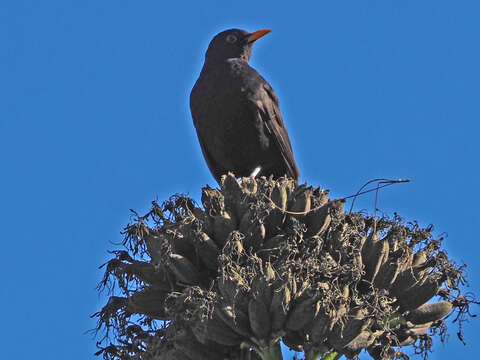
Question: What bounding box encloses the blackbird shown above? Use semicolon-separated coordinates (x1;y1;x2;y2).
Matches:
190;28;299;184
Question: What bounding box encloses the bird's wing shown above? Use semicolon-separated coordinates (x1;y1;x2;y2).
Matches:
248;82;300;180
190;85;228;183
194;128;227;183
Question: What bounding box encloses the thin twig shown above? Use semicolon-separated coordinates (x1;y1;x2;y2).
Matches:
263;178;410;217
348;178;411;213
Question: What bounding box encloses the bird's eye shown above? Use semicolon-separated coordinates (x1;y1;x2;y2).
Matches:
226;34;237;44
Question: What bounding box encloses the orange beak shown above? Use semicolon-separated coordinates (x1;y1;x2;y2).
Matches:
248;29;272;43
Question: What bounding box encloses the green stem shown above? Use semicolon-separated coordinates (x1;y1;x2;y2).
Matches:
305;346;340;360
386;311;406;328
328;353;342;360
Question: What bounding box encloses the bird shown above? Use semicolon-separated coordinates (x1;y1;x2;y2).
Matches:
190;28;299;184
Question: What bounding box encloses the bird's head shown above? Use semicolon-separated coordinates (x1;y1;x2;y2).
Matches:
205;28;271;63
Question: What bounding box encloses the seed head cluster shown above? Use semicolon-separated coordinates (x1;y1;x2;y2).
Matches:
94;174;474;360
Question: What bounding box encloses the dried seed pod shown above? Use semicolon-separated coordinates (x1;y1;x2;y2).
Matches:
295;280;313;299
225;230;245;254
288;186;313;215
207;315;245;346
391;266;427;296
363;236;389;283
282;331;304;352
194;232;219;270
304;202;331;238
212;211;237;247
343;330;382;358
367;344;396;360
265;262;276;281
126;288;167;320
352;248;364;275
191;316;243;346
288;274;298;297
270;182;288;212
215;304;251;338
330;303;348;329
250;222;266;246
263;211;285;239
404;321;432;336
406;301;452;324
217;277;243;305
412;249;428;267
398;336;416;346
262;234;287;252
384;225;408;252
251;275;273;310
201;187;225;214
100;296;128;319
310;311;331;343
220;173;255;219
220;173;242;195
166;223;197;260
327;224;347;253
191;204;208;222
283;179;297;198
264;183;289;237
248;298;271;340
239;209;253;232
198;214;215;239
397;278;440;312
320;252;339;271
373;258;402;290
328;308;370;350
159;348;189;360
285;297;317;331
361;232;379;265
143;232;167;264
312;188;330;207
397;248;414;274
114;258;168;288
239;176;257;195
270;285;291;331
239;211;266;249
167;253;199;285
175;332;226;360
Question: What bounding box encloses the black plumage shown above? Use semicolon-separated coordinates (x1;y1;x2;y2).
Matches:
190;28;299;184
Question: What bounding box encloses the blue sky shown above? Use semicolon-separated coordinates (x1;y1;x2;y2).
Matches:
1;1;479;359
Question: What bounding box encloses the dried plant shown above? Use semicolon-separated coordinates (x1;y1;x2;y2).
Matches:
93;174;476;360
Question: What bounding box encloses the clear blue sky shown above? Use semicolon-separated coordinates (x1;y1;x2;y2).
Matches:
1;1;478;359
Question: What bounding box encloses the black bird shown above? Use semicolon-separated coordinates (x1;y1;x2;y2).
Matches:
190;28;299;184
